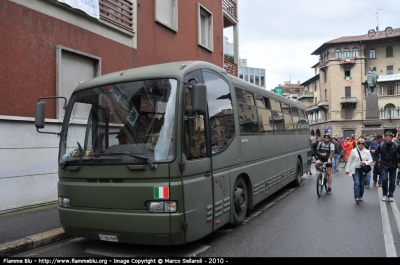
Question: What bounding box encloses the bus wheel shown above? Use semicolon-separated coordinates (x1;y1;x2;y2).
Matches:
233;177;247;226
291;158;303;187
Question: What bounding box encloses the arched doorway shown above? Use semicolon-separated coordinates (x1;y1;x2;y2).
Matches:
316;129;321;137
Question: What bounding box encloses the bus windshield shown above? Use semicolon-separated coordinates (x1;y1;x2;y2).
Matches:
59;78;177;166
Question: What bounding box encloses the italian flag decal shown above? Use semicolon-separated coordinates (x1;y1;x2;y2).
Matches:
154;186;169;199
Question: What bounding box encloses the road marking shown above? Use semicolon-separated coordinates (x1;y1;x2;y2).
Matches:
243;188;295;224
389;198;400;234
377;187;397;257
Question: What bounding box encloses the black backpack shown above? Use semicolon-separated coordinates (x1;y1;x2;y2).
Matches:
317;142;331;159
334;142;341;154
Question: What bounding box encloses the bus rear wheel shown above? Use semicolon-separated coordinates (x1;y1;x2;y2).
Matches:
291;158;303;187
232;176;247;226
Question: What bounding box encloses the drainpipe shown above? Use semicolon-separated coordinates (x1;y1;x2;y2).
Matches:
360;41;364;134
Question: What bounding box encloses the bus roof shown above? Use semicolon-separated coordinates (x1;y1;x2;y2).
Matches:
227;71;306;110
74;60;306;110
74;61;224;92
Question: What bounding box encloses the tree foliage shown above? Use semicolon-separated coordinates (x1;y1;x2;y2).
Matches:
224;54;234;61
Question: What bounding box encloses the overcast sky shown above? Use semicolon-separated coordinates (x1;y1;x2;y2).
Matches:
223;0;400;90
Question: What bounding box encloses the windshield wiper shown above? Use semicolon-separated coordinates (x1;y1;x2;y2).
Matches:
94;153;156;170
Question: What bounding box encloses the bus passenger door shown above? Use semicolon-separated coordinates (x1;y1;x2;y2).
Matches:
182;105;213;243
202;69;235;231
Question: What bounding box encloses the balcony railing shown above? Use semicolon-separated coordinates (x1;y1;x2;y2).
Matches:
317;100;329;108
99;0;134;31
306;104;319;111
224;57;238;77
340;97;357;104
298;91;314;100
223;0;237;20
309;119;320;125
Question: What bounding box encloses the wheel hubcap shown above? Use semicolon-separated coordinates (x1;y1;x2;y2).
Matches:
234;187;247;212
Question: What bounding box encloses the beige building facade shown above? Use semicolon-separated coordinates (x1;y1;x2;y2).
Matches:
299;27;400;138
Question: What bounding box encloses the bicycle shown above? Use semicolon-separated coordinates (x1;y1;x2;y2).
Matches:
316;162;328;197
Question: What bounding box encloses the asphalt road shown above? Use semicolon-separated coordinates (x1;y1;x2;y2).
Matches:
13;167;400;258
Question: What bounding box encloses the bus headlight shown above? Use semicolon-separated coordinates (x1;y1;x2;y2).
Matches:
58;197;71;208
146;201;177;213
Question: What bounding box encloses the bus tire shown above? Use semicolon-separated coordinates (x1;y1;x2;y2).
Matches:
291;158;303;187
232;176;247;226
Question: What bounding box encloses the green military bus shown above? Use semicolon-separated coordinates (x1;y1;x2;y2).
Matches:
35;61;311;245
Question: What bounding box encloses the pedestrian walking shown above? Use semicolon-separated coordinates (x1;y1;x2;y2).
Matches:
331;137;341;174
394;131;400;185
307;137;315;175
370;134;384;187
364;135;372;188
343;137;354;162
373;131;400;202
345;137;373;203
312;136;321;163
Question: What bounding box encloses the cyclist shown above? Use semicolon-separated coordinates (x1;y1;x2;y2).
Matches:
315;134;335;192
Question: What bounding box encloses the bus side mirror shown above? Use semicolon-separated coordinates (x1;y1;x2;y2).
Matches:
35;101;46;129
191;83;207;115
35;96;67;135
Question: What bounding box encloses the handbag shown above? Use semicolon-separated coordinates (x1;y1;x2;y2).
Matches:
357;149;372;174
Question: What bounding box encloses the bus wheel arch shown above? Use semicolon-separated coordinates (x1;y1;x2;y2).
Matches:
291;157;303;187
232;175;249;226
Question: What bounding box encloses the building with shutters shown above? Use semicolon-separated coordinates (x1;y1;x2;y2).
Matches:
0;0;239;212
298;27;400;139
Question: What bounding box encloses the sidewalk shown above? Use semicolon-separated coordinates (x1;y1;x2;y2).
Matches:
0;203;71;257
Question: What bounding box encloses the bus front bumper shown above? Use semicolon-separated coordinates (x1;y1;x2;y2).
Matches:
59;207;185;245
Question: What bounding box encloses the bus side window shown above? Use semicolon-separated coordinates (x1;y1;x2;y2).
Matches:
291;106;301;133
183;70;206;160
235;87;259;134
202;71;235;154
184;91;206;160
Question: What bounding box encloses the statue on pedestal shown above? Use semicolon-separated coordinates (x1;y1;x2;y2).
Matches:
364;66;379;95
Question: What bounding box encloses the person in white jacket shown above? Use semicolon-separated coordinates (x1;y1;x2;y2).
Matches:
345;137;373;203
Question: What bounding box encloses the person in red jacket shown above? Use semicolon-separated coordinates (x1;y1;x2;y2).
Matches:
338;136;345;160
343;138;354;162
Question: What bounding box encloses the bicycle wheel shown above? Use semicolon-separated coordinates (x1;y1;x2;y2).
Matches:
324;173;328;191
316;173;323;197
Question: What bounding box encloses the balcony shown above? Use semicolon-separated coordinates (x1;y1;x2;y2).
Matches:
224;57;238;77
319;61;327;72
297;91;314;100
309;119;321;125
223;0;238;23
52;0;134;32
306;104;319;112
339;60;355;68
340;97;357;105
317;100;329;110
